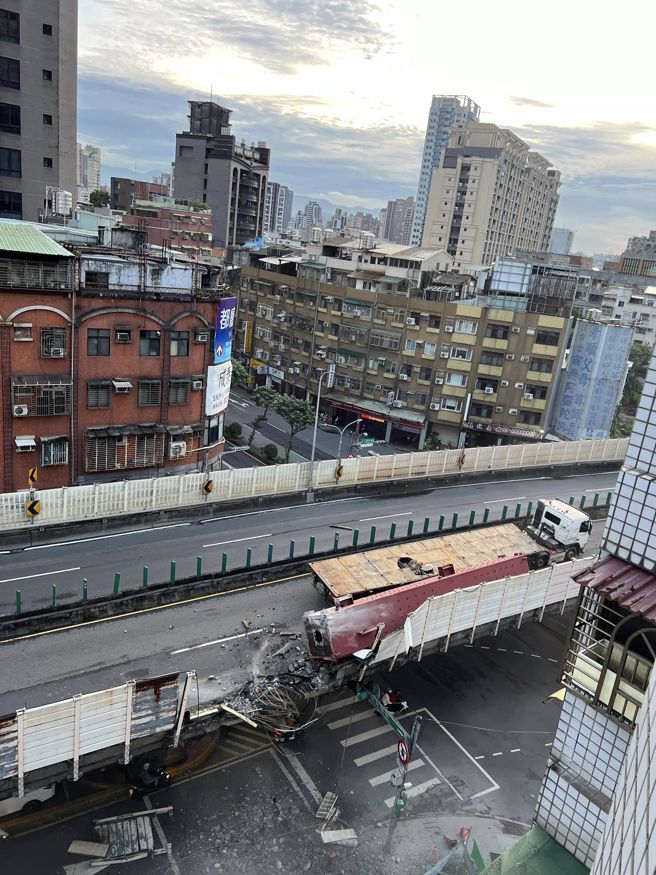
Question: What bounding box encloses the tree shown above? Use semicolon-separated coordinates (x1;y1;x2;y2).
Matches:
230;359;249;389
621;342;652;413
275;394;315;462
89;190;110;208
247;385;280;446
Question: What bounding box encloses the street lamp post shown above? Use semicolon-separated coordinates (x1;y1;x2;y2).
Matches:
320;417;363;460
307;365;335;503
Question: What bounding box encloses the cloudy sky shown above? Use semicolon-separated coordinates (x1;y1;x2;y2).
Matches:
79;0;656;254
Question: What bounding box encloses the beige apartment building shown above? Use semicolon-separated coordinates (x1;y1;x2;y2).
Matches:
235;244;569;449
422;124;560;271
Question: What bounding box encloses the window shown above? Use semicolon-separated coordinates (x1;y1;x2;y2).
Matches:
450;346;472;361
42;68;52;81
170;330;189;357
42;113;52;125
87;328;110;356
470;403;493;418
85;434;119;473
169;379;190;405
0;187;19;217
445;372;467;387
0;146;20;177
441;397;462;412
13;323;31;340
0;10;19;43
140;330;161;356
42;437;68;466
179;145;193;157
479;350;504;367
529;358;553;373
419;367;432;381
87;381;110;409
41;327;66;357
519;411;542;426
0;56;19;88
43;156;53;168
0;102;20;133
526;384;548;400
428;315;441;329
84;270;109;289
455;318;477;335
485;324;509;340
536;330;560;347
475;378;498;392
405;338;417;353
138;380;161;406
43;23;53;35
424;342;436;356
12;382;71;415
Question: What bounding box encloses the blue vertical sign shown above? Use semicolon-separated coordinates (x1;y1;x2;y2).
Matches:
214;297;237;364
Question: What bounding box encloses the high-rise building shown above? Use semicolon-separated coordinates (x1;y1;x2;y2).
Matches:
550;227;574;255
77;143;101;204
263;181;293;233
422;123;560;270
618;228;656;278
302;200;322;230
173;101;270;247
110;177;169;212
384;197;414;244
0;1;77;221
409;95;480;247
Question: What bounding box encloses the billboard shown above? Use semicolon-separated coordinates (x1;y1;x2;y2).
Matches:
206;360;232;416
214;296;237;364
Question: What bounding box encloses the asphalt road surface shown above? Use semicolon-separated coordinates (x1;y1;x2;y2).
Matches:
0;470;617;614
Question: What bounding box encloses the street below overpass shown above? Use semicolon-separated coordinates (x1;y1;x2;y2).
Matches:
0;470;617;615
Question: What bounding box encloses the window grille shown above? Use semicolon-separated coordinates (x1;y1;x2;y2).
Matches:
42;437;68;466
138;380;161;406
87;381;110;408
169;379;190;405
41;327;66;357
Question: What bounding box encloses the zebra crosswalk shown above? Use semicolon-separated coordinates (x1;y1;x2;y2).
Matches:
319;694;443;809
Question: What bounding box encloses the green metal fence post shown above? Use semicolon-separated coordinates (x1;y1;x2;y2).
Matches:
407;520;414;537
267;543;274;563
83;579;88;601
515;503;522;519
451;512;458;529
169;562;176;584
501;505;508;521
526;501;533;518
289;540;295;559
196;556;203;577
15;590;21;615
606;491;612;506
593;492;599;507
438;515;445;531
333;532;340;551
113;572;121;596
221;552;228;573
389;522;397;540
369;526;377;545
246;547;252;568
579;495;586;509
142;566;149;588
352;528;360;548
309;536;316;555
423;517;430;534
483;508;490;524
469;510;476;527
51;584;57;608
568;496;575;505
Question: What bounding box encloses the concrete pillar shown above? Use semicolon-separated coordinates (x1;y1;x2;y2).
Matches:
384;419;392;442
418;422;428;451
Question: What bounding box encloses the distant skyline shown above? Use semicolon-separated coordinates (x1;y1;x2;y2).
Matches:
79;0;656;253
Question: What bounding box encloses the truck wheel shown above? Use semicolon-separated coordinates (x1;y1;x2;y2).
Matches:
536;554;549;569
564;548;577;561
22;800;42;814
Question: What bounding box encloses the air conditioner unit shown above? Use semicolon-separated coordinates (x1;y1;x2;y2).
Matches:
13;405;28;417
440;352;450;359
509;407;518;415
435;377;444;385
115;435;128;446
115;330;131;343
49;347;65;357
255;348;264;358
500;379;509;387
276;312;286;319
506;353;515;360
415;339;424;345
495;406;504;412
526;328;535;335
406;317;416;326
484;386;494;394
399;373;410;381
336;355;346;364
511;326;521;333
273;294;282;301
430;402;440;410
239;321;248;331
392;400;406;408
412;366;421;372
272;355;281;365
520;355;530;362
524;392;534;400
195;332;209;343
169;440;187;459
192;379;204;390
315;351;326;360
515;382;524;389
374;384;382;390
353;310;363;317
444;325;454;332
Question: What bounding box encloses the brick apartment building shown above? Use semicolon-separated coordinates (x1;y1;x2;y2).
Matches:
120;197;214;258
0;221;226;493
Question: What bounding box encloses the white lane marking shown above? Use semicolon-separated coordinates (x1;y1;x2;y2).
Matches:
530;653;542;658
280;749;323;805
354;744;398;767
341;724;394;748
203;533;272;548
222;461;234;469
547;658;558;663
492;752;503;757
426;709;499;800
497;648;507;652
544;742;552;747
328;711;374;731
25;523;191;551
510;748;521;753
317;696;359;715
485;497;526;503
170;628;264;655
384;778;440;808
513;650;524;654
0;566;80;584
475;755;485;761
266;422;286;432
480;645;490;650
369;759;425;786
359;512;412;522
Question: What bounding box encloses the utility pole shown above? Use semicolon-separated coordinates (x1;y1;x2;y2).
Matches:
385;715;422;853
307;363;335;503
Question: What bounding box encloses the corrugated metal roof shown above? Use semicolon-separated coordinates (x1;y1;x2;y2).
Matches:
576;555;656;622
0;221;72;257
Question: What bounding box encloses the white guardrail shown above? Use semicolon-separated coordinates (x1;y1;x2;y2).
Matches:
0;437;627;530
373;555;594;667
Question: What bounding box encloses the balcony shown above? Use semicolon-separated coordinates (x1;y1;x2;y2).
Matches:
525;370;552;384
0;258;73;290
482;337;508;351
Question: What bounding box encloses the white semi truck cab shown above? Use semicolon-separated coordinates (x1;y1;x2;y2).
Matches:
527;498;592;555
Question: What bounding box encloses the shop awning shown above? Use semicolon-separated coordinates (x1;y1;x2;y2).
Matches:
15;436;36;451
112;379;133;391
